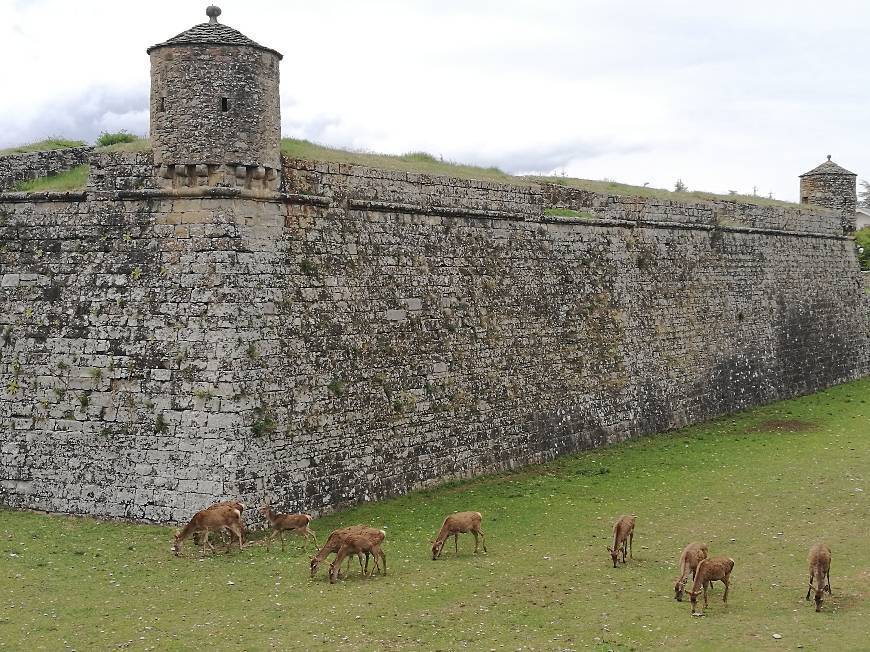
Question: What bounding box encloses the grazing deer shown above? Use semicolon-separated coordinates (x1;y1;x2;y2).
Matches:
329;531;387;584
258;503;317;552
195;500;247;546
688;556;734;615
431;511;487;560
173;504;244;556
805;543;832;612
310;526;382;578
674;542;709;601
607;515;635;568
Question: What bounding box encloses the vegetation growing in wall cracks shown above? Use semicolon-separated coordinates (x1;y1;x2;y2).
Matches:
251;405;276;437
856;227;870;271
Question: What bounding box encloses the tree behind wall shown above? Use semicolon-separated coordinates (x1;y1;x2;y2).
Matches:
859;180;870;208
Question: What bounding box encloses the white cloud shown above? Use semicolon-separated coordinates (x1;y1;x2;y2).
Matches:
1;0;868;199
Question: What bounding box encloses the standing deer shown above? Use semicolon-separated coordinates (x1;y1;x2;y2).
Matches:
329;531;387;584
674;542;709;601
258;503;317;552
805;543;832;612
310;526;383;577
607;515;635;567
688;556;735;615
173;504;245;556
431;511;487;560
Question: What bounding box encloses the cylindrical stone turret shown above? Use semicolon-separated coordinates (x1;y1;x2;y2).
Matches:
147;6;282;190
799;155;857;233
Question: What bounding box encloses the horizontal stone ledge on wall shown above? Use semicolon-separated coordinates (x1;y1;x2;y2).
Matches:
0;191;88;203
541;214;852;241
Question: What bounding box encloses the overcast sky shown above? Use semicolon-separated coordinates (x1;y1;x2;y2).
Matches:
1;0;867;200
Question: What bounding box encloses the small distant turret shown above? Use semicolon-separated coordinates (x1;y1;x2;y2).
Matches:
147;6;283;190
799;155;857;233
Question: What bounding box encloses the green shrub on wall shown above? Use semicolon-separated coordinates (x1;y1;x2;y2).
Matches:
856;227;870;271
96;131;139;147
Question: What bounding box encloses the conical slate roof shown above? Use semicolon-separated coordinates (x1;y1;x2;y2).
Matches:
800;156;856;177
147;7;282;59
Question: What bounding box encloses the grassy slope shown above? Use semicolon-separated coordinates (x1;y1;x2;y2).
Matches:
13;165;89;192
3;136;810;209
0;138;85;156
1;379;867;651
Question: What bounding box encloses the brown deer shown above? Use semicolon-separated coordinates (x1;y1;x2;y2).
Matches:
674;542;709;601
310;526;382;578
329;530;387;584
805;543;832;612
607;515;635;567
173;504;244;556
258;503;317;552
195;500;247;546
688;556;735;615
431;511;487;560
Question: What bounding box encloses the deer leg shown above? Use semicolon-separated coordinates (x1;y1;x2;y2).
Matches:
703;582;709;609
330;545;351;584
454;533;459;555
825;568;831;594
280;530;286;552
722;577;729;605
229;525;243;552
202;531;213;554
629;531;633;559
308;527;318;549
806;573;814;601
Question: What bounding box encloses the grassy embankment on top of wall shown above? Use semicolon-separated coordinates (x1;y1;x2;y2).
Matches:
14;165;89;192
2;136;813;209
0;378;868;651
0;138;85;156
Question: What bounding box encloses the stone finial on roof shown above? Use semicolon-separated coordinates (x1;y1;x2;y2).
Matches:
206;6;221;24
827;154;832;161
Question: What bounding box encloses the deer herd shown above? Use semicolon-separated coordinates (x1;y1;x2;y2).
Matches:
173;502;834;614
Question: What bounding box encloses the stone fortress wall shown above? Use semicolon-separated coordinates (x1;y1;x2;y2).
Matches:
1;153;867;522
0;147;93;192
1;7;867;524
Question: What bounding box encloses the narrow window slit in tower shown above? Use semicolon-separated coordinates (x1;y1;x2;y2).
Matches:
221;97;229;112
159;97;165;112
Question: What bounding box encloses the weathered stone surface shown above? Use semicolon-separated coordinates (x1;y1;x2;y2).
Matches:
0;177;867;524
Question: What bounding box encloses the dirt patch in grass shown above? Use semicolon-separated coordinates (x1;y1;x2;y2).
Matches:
755;419;818;432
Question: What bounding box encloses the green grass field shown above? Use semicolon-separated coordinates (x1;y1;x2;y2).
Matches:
1;379;867;651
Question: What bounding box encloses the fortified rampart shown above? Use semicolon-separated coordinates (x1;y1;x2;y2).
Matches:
1;7;867;523
0;152;867;521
